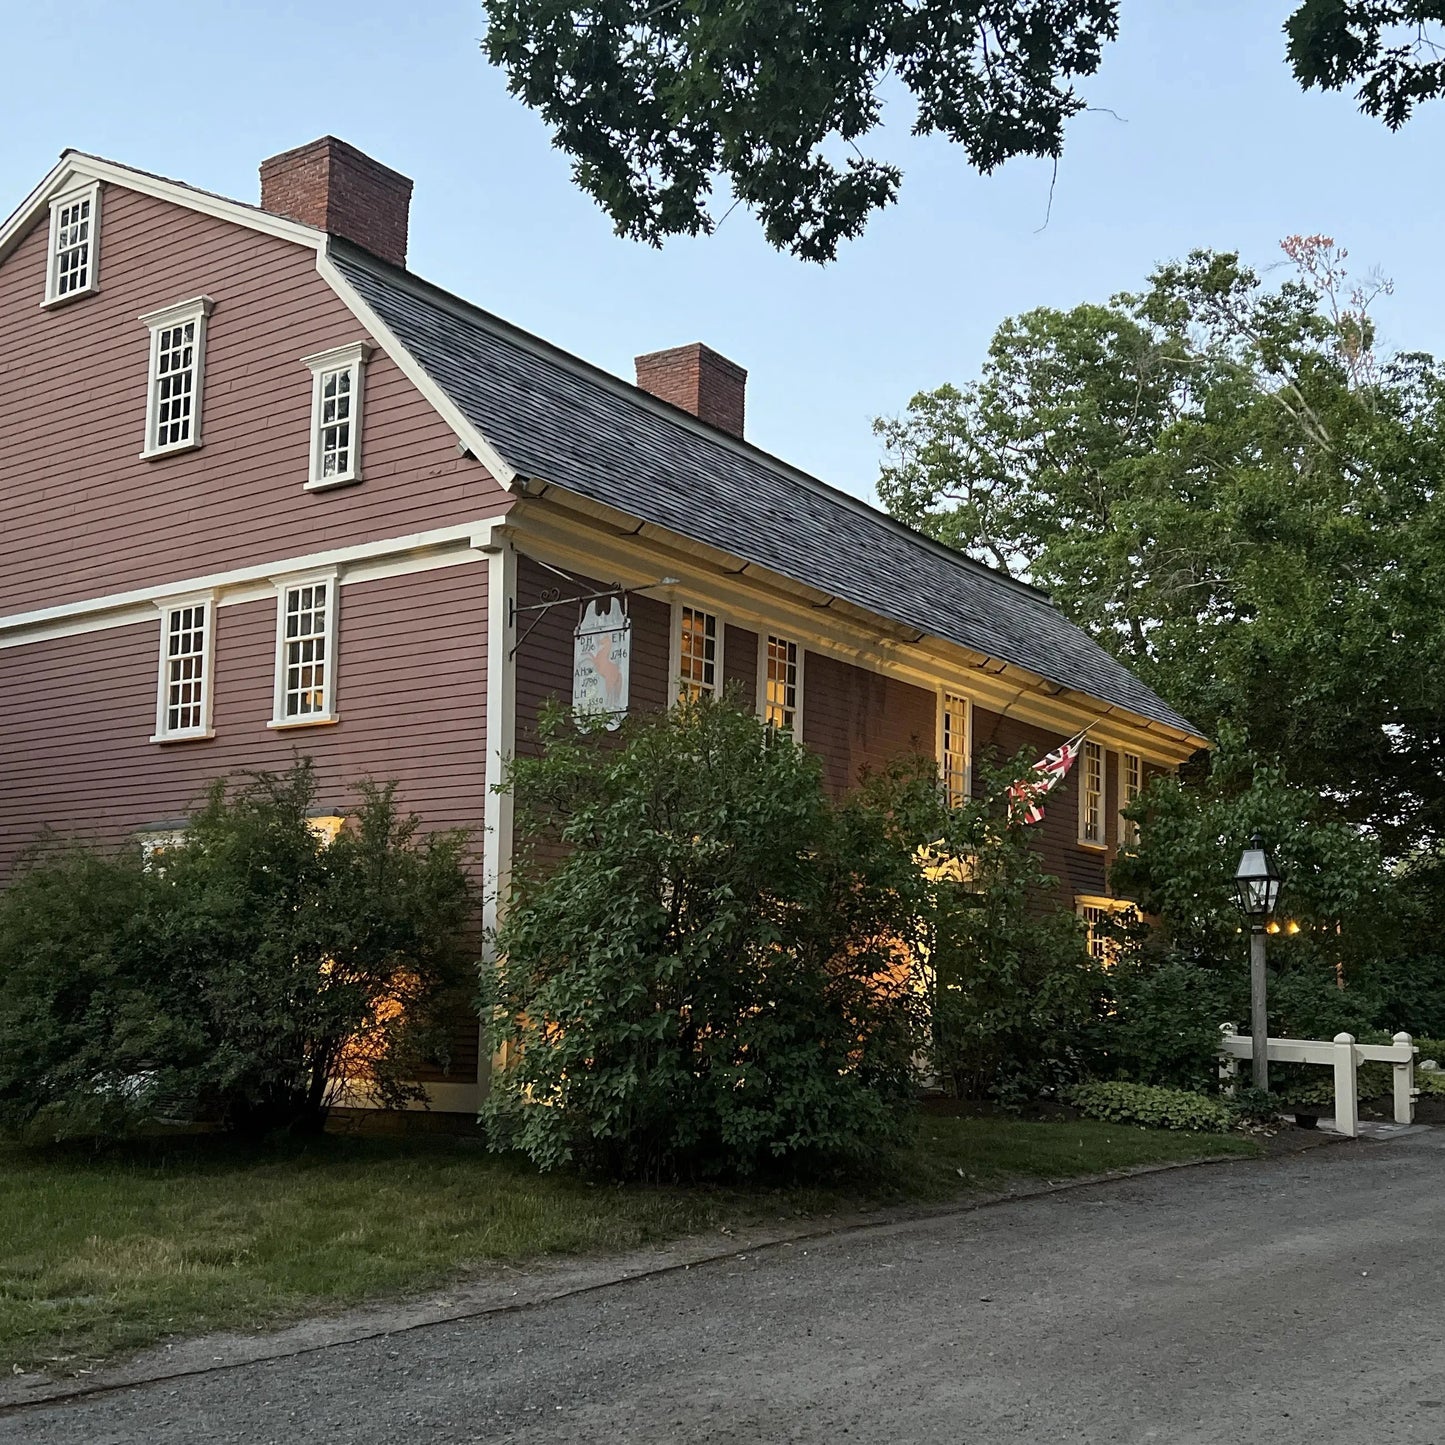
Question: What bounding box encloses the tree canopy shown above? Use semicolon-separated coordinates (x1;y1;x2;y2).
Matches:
481;1;1445;260
874;239;1445;857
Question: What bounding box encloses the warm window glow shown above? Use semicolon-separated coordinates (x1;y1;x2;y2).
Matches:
1078;741;1105;845
942;693;969;807
1078;897;1136;963
677;606;719;699
763;634;799;734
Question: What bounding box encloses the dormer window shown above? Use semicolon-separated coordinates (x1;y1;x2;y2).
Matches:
303;343;370;489
43;181;101;305
140;297;214;458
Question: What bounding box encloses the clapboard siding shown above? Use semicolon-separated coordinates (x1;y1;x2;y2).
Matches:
0;564;489;879
802;652;936;795
0;184;508;616
722;623;758;710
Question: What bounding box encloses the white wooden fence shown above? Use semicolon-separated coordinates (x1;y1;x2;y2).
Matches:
1218;1024;1417;1139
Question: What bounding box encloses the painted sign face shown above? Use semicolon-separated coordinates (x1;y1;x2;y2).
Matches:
573;598;631;730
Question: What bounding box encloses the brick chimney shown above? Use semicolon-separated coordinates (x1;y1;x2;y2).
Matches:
259;137;413;268
635;344;747;439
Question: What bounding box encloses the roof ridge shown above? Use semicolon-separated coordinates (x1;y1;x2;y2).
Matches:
326;239;1053;606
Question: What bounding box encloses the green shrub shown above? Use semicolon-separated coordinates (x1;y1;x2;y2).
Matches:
485;698;927;1181
1089;958;1243;1090
1226;1086;1282;1126
917;754;1107;1107
0;762;475;1138
1069;1081;1235;1133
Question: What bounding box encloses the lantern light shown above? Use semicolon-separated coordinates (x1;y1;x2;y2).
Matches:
1233;833;1285;923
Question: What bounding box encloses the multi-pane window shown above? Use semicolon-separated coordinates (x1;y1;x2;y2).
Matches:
762;634;800;735
1078;898;1136;965
152;598;213;742
140;297;213;457
45;183;100;303
941;692;970;807
1078;740;1105;846
303;343;368;488
272;577;338;725
1119;751;1143;847
676;605;720;700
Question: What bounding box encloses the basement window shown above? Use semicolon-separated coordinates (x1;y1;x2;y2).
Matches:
303;343;370;489
140;296;214;458
44;182;101;305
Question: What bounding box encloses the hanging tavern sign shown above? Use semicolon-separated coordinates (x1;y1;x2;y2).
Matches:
573;596;632;729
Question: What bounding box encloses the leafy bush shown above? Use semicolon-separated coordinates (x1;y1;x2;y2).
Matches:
1226;1086;1282;1126
916;754;1106;1106
1090;958;1243;1091
1069;1081;1234;1133
0;762;475;1138
484;698;927;1181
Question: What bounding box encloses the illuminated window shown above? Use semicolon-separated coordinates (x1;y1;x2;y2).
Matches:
140;296;213;457
1077;896;1136;964
271;575;338;726
45;182;101;304
761;634;801;735
138;828;187;870
1078;740;1105;846
303;343;369;489
1119;751;1142;847
941;692;970;807
151;596;214;742
676;605;720;700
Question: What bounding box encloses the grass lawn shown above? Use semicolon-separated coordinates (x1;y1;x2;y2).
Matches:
0;1116;1257;1373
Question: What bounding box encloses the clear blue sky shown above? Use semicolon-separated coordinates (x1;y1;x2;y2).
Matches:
4;1;1442;501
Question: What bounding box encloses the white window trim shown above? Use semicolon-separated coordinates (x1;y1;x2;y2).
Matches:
268;569;340;728
42;180;102;308
669;600;725;703
139;827;188;867
302;342;371;490
937;689;972;806
1118;749;1143;847
756;632;803;738
1077;739;1107;849
1076;895;1138;964
150;592;216;743
139;295;214;459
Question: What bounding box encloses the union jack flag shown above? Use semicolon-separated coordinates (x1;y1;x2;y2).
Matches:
1007;731;1087;827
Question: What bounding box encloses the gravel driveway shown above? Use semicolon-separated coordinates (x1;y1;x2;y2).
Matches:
6;1132;1445;1444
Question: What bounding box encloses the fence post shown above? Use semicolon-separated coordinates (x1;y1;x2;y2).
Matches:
1333;1033;1359;1138
1218;1023;1239;1095
1393;1031;1416;1126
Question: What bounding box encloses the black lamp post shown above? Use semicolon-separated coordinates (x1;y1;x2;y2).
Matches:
1233;833;1285;1091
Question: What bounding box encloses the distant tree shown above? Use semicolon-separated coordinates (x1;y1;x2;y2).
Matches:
481;2;1445;261
874;240;1445;856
